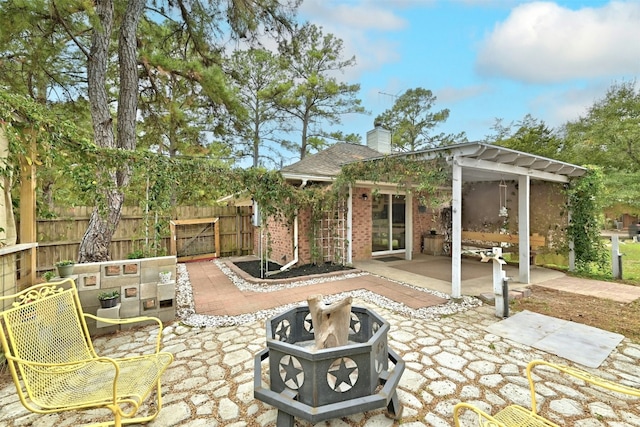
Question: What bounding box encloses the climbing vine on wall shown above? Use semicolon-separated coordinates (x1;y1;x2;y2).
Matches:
3;91;605;270
335;154;449;203
565;166;607;273
1;93;433;266
0;92;94;178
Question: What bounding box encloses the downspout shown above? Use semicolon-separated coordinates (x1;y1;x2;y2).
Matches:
280;216;299;271
280;179;306;271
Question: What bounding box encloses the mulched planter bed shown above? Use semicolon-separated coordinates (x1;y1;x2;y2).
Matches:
233;260;354;280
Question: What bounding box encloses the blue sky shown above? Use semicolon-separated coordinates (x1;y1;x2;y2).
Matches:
296;0;640;145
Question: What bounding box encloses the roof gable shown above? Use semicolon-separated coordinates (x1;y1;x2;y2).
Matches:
281;143;382;177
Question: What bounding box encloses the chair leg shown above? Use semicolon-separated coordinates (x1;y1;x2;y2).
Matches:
88;411;160;427
89;381;164;427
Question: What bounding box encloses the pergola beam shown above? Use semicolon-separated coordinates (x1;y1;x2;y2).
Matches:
455;157;570;183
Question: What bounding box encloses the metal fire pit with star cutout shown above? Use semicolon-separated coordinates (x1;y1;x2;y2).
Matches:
253;305;405;426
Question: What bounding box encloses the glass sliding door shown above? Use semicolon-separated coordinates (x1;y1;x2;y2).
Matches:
371;194;406;254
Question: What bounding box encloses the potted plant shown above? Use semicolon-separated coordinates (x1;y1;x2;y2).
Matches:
98;290;120;309
127;249;145;259
55;260;75;278
159;271;172;284
42;271;56;282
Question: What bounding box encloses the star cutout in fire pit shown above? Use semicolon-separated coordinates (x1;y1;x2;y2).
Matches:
327;357;359;392
349;313;361;334
274;319;291;341
279;355;304;389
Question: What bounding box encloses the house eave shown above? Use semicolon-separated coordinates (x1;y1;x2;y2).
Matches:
281;172;336;183
361;142;587;183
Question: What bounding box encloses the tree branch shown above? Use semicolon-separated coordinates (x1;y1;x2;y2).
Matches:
51;0;89;58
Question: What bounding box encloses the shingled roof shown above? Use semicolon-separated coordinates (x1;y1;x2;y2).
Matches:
280;143;382;178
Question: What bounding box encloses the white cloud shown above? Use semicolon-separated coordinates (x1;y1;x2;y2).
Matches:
298;0;408;80
534;79;640;127
299;0;408;31
476;1;640;83
451;0;521;6
437;84;492;104
531;86;597;126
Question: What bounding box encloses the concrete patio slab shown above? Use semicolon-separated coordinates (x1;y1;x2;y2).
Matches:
486;310;625;368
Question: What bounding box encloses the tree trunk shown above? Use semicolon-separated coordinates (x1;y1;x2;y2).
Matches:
78;0;144;262
300;112;308;159
116;0;144;156
253;109;260;167
307;294;352;349
79;190;124;262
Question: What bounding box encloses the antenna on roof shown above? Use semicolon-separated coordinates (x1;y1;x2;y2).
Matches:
378;91;402;103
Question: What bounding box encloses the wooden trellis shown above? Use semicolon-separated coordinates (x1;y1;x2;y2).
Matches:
314;200;348;265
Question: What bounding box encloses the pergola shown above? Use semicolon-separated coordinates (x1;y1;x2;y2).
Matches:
279;141;587;299
403;143;586;298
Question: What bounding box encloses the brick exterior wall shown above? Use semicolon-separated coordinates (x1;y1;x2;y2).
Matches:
462;180;567;249
254;180;566;265
257;188;442;263
253;208;315;266
412;194;440;255
351;187;372;261
296;209;313;264
253;216;293;265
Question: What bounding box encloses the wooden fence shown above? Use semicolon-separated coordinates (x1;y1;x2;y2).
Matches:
34;205;254;273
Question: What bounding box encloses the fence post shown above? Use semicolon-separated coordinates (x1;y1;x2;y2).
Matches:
612;235;623;280
19;134;37;287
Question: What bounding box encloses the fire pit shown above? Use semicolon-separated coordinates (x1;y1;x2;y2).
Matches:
253;303;405;426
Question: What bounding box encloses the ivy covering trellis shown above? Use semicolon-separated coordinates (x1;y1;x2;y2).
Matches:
1;90;607;272
565;166;608;273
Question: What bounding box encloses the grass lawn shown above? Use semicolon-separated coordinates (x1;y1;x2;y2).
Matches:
511;235;640;343
506;237;640;285
613;238;640;283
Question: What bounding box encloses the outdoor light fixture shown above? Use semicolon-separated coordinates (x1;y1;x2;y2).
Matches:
360;193;368;201
499;179;508;217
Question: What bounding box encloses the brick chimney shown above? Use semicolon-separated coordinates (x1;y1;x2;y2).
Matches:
366;120;391;154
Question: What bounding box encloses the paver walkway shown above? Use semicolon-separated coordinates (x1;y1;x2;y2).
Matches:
188;261;448;316
535;275;640;303
188;258;640;317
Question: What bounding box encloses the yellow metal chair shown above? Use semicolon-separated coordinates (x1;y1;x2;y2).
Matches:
0;279;174;426
454;359;640;427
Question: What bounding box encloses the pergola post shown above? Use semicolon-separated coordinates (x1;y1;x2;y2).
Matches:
451;159;462;299
518;175;531;284
568;209;575;271
405;192;413;260
347;186;353;265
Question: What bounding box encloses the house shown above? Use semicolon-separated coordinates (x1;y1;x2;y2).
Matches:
258;125;586;298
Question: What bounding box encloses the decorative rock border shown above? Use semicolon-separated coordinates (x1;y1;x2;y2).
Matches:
175;260;483;328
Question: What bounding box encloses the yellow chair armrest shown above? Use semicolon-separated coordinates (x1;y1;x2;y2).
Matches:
84;313;163;327
453;402;505;427
5;353;121;392
527;360;640;400
6;354;134;408
5;352;116;369
84;313;165;352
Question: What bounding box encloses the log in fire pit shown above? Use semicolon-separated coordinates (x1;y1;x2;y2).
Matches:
254;296;405;426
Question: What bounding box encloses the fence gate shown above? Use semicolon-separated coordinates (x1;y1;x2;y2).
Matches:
170;218;220;261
